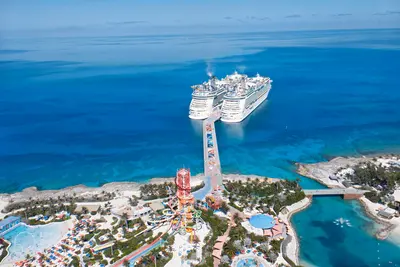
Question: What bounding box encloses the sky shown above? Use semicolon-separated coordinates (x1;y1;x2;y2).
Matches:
0;0;399;35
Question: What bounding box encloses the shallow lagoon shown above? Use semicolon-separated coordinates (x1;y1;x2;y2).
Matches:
1;29;400;266
2;221;71;263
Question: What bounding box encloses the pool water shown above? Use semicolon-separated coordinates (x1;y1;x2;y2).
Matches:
237;258;265;267
2;222;70;262
249;214;275;229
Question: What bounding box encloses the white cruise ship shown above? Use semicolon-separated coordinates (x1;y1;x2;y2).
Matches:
221;72;272;122
189;76;228;120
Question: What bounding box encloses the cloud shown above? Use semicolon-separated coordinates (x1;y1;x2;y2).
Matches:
252;16;270;21
332;13;352;17
373;10;400;16
285;14;301;18
108;21;148;25
224;16;270;22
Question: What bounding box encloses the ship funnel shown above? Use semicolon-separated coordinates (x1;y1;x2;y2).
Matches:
209;76;216;92
240;76;246;94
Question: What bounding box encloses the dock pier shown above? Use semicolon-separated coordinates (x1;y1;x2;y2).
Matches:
203;110;223;190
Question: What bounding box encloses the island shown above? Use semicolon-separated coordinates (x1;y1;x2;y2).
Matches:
297;154;400;243
0;172;309;267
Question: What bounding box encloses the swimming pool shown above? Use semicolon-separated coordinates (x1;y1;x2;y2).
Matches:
249;214;275;229
236;257;265;267
2;221;71;263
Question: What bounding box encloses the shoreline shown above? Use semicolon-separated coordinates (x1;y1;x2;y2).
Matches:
296;154;400;244
281;197;312;265
0;174;274;218
0;218;74;266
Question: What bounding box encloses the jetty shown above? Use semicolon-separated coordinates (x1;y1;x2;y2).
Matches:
203;110;223;189
304;188;369;199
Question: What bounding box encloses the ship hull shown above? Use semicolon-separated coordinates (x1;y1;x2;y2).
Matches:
189;95;224;120
189;114;209;120
221;88;270;123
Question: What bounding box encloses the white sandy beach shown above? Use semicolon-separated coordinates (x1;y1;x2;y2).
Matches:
297;155;400;189
1;219;74;265
0;173;271;218
359;196;400;244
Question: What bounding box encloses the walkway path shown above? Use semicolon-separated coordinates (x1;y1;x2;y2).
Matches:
304;188;369;196
212;216;234;267
203;110;223;190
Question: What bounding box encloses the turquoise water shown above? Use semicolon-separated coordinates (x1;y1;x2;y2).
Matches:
249;214;275;229
2;222;69;262
193;176;212;200
236;257;265;267
1;28;400;266
293;197;400;266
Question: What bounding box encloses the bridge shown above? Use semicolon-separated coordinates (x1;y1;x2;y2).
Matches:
304;188;369;199
203;110;223;190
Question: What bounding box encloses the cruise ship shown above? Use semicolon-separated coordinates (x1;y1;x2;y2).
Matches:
221;72;272;123
189;75;228;120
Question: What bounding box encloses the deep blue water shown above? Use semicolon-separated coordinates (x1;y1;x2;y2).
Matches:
1;28;400;266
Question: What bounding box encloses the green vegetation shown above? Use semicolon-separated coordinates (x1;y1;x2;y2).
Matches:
2;192;115;214
69;256;80;267
364;191;380;203
140;182;174;200
134;246;173;267
225;178;305;214
270;239;282;254
83;233;95;242
351;163;400;189
0;239;10;263
197;209;228;266
347;162;400;205
223;222;250;256
140;181;205;200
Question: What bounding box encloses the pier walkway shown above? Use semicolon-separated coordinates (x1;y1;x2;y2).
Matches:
304;188;369;199
203;110;223;190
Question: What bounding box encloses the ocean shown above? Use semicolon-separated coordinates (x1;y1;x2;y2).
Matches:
1;28;400;266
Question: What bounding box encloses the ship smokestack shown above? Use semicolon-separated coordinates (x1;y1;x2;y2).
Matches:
240;76;246;95
209;75;216;92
